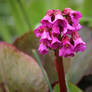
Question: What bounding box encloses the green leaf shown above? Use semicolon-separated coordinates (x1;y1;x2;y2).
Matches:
0;42;47;92
6;0;29;35
17;0;32;29
68;82;83;92
81;0;92;26
54;84;60;92
54;83;83;92
0;19;12;43
28;0;46;28
83;0;92;17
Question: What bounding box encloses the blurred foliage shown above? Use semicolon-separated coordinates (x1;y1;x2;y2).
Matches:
0;0;92;43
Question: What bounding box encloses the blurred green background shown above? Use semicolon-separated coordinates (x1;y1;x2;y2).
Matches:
0;0;92;43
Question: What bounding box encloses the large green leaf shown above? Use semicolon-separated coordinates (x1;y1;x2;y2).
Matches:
0;42;47;92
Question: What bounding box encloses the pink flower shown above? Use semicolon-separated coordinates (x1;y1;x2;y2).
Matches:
40;30;52;46
41;9;68;35
59;47;74;57
41;10;53;27
72;31;86;52
63;8;72;15
52;24;60;35
63;8;82;31
51;36;61;49
34;9;86;56
34;26;43;37
70;11;82;27
59;36;74;57
67;24;82;34
41;9;66;25
54;10;66;23
53;19;68;35
63;8;82;20
38;43;48;54
41;9;55;25
70;11;82;20
75;24;82;31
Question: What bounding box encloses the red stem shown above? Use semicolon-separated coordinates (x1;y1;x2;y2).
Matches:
55;51;67;92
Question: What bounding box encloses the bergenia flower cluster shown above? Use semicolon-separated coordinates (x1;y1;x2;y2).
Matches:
34;8;86;57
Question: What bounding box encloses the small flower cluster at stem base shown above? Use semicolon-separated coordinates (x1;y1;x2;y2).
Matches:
34;8;86;57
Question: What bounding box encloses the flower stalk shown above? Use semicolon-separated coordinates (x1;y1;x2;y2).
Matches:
55;51;67;92
34;8;86;91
